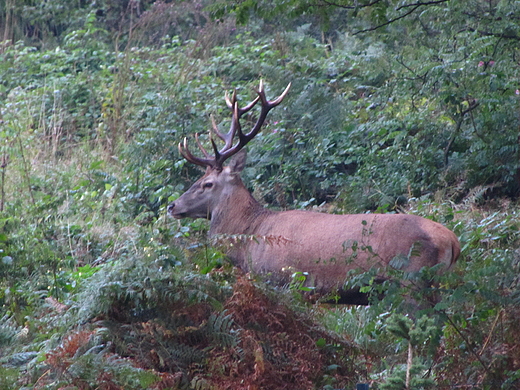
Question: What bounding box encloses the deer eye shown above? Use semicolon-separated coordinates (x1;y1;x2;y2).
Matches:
203;182;213;189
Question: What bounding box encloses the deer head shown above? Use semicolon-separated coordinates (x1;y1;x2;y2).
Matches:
168;81;291;220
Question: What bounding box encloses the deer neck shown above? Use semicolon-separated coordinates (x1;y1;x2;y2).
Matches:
209;182;271;237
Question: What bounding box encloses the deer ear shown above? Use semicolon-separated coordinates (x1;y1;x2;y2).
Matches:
229;149;247;174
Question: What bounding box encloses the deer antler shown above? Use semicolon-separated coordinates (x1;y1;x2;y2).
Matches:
179;81;291;170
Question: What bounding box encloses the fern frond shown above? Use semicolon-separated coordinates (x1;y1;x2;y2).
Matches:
191;375;214;390
206;310;240;348
0;315;21;348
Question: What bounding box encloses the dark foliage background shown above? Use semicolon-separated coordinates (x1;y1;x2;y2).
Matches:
0;0;519;389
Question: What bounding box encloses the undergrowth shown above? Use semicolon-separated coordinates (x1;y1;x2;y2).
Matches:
1;2;520;389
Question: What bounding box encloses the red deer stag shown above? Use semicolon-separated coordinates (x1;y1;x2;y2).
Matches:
168;81;460;304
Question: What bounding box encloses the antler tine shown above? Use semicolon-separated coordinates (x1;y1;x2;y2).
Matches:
211;115;225;142
238;95;260;115
215;82;291;164
224;89;236;109
242;81;291;139
225;88;261;116
211;114;236;153
178;137;215;169
195;133;211;159
179;82;291;171
269;82;291;106
213;102;241;167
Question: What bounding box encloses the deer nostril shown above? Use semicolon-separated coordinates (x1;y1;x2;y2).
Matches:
167;203;175;213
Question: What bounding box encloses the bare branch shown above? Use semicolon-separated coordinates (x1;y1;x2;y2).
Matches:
466;27;520;41
312;0;382;10
354;0;450;35
354;4;420;35
396;0;449;11
444;100;480;166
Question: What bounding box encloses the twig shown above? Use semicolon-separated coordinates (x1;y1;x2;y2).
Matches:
314;0;382;10
354;0;450;35
354;4;421;35
15;133;35;205
406;341;413;389
444;101;480;166
396;0;449;11
465;27;520;41
0;154;9;212
479;309;503;356
440;310;492;374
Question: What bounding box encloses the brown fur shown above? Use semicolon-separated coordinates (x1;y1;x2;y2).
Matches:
168;152;460;302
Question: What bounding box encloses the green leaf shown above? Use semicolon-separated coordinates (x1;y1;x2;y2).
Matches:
316;338;327;348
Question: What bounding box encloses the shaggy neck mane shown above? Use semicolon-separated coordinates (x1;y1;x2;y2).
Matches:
209;181;273;236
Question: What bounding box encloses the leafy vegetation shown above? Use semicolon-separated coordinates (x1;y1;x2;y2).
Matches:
1;0;519;389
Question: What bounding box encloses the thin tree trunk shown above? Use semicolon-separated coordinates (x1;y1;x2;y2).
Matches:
3;0;13;46
0;155;8;212
406;341;413;389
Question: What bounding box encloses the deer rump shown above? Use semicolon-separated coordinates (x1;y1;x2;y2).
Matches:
168;81;460;305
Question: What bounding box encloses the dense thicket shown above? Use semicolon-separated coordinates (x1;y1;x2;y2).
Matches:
1;1;519;389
